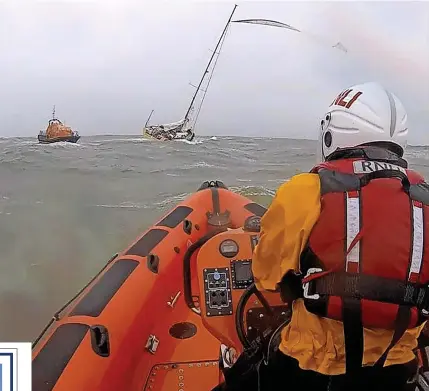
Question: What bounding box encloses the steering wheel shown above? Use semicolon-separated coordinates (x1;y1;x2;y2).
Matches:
235;283;280;349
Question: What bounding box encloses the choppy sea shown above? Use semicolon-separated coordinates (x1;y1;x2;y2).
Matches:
1;135;428;341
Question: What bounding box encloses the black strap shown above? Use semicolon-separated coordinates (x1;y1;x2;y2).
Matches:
324;146;407;168
374;305;411;367
359;169;410;193
342;301;411;373
309;272;429;311
309;273;417;373
343;297;364;374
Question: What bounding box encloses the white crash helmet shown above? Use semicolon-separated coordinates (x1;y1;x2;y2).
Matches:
318;82;408;161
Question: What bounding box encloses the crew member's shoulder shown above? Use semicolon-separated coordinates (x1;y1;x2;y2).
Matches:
406;168;428;184
276;173;320;198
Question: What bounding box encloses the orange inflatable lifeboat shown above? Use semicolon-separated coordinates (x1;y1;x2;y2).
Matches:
32;181;291;391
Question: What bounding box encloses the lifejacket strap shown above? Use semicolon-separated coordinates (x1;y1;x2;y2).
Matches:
342;301;411;373
359;169;411;193
308;272;429;312
342;296;364;373
374;305;411;368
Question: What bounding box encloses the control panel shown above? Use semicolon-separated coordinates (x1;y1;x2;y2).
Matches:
230;259;253;289
197;228;288;351
202;267;233;316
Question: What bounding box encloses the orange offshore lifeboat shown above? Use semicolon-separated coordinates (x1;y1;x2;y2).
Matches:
38;107;80;144
38;118;80;144
32;181;291;391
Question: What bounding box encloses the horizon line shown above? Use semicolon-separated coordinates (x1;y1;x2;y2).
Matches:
0;134;427;147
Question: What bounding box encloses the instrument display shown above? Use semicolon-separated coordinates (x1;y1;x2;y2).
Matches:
230;259;253;289
243;215;261;233
219;239;239;258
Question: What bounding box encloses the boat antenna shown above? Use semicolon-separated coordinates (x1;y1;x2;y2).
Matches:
52;105;56;119
183;4;238;124
144;109;154;127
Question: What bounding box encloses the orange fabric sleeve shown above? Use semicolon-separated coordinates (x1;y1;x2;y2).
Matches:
252;173;321;291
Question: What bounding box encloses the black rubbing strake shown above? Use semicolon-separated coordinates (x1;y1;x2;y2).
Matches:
244;203;267;217
32;323;89;391
32;253;118;348
125;229;168;257
156;206;193;229
70;260;139;317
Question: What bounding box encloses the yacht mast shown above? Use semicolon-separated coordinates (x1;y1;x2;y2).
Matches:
183;4;238;124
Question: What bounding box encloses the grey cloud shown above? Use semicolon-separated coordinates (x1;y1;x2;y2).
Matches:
0;1;428;144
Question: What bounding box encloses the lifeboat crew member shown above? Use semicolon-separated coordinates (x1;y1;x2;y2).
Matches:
218;82;429;391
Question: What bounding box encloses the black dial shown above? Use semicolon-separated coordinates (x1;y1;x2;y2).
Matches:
219;239;239;258
244;215;261;232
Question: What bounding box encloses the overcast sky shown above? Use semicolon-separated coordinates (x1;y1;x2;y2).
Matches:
0;1;428;143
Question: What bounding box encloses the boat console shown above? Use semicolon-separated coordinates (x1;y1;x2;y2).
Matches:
194;216;290;355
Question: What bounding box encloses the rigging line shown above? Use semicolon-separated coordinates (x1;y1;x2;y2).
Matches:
192;22;232;130
184;4;237;124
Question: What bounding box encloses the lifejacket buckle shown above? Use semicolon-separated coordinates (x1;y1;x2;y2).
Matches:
303;268;323;300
